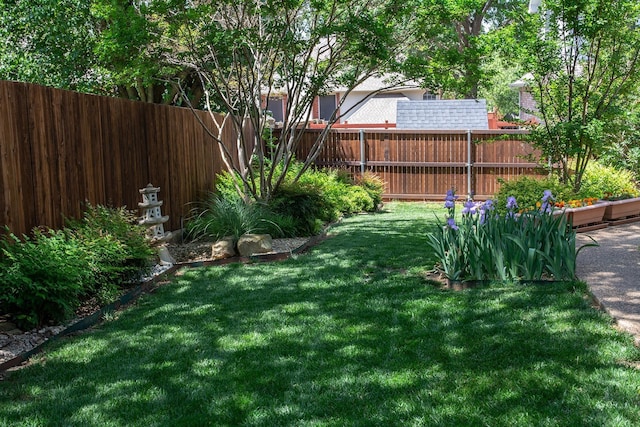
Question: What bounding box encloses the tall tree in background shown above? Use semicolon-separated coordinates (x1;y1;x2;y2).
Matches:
521;0;640;192
164;0;415;202
0;0;98;92
408;0;527;99
90;0;205;105
0;0;204;105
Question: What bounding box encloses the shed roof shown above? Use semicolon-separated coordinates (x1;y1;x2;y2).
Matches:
396;99;489;130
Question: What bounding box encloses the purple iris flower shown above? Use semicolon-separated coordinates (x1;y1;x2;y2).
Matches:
446;217;459;230
506;196;518;210
540;190;555;214
461;200;477;215
478;200;494;224
444;189;458;209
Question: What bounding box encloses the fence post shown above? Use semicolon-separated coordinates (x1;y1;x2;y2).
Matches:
466;130;473;200
359;129;366;174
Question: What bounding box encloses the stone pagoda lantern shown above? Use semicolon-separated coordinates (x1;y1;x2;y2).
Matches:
139;183;175;265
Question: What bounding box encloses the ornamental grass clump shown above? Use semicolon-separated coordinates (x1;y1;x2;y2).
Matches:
427;190;597;283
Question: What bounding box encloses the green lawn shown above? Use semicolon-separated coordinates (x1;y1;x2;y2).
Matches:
1;202;639;426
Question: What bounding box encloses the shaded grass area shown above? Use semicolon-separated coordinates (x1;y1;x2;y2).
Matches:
1;202;640;426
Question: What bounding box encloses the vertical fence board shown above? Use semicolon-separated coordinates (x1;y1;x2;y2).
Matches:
0;82;34;234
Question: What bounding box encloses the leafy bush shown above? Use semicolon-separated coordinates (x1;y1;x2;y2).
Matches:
0;229;91;329
427;190;596;282
185;195;294;242
355;171;385;209
268;181;333;236
68;204;154;300
341;185;375;213
578;162;639;199
214;171;246;203
0;204;155;329
210;164;382;237
495;164;639;213
494;176;573;214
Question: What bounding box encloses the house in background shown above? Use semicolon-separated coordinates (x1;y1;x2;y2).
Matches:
263;74;434;129
264;74;517;130
324;75;430;128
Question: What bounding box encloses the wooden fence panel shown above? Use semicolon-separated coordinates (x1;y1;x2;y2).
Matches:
293;128;543;200
0;82;33;235
2;80;546;235
0;81;237;236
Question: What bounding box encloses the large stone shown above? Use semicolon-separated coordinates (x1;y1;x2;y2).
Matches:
211;236;237;260
237;234;273;257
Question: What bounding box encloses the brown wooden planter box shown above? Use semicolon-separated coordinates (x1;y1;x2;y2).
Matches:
564;202;608;228
603;197;640;221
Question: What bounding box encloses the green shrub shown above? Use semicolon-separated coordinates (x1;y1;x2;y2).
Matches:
0;205;155;329
294;166;378;216
185;195;294;242
268;181;332;236
214;171;246;202
356;172;385;210
68;204;154;300
494;176;573;214
342;185;374;213
0;229;91;329
579;162;639;199
211;165;381;237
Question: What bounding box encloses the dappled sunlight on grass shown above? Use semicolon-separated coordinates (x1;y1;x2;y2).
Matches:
1;202;640;425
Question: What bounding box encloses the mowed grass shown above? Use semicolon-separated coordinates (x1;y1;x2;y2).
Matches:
1;202;640;426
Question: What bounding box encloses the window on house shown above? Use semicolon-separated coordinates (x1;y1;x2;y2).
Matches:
319;95;336;121
266;97;284;122
423;92;437;100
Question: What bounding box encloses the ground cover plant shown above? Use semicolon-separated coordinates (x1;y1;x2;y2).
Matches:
1;203;639;426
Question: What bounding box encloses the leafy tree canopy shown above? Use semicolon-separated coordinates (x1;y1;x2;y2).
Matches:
406;0;528;98
518;0;640;192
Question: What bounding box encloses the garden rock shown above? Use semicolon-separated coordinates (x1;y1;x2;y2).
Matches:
237;234;272;257
211;237;237;260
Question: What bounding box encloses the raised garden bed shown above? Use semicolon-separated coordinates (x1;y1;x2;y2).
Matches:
603;197;640;225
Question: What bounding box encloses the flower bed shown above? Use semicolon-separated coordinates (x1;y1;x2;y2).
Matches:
426;190;597;284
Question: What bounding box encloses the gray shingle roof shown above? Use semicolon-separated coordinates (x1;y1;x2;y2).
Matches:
396;99;489;130
342;96;408;124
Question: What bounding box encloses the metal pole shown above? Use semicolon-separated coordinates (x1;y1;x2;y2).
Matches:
467;130;472;200
359;129;366;174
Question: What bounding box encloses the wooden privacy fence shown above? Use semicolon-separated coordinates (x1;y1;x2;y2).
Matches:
294;128;542;200
0;81;236;236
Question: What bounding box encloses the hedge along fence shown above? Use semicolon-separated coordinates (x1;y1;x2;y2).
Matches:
292;128;543;200
0;80;240;236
